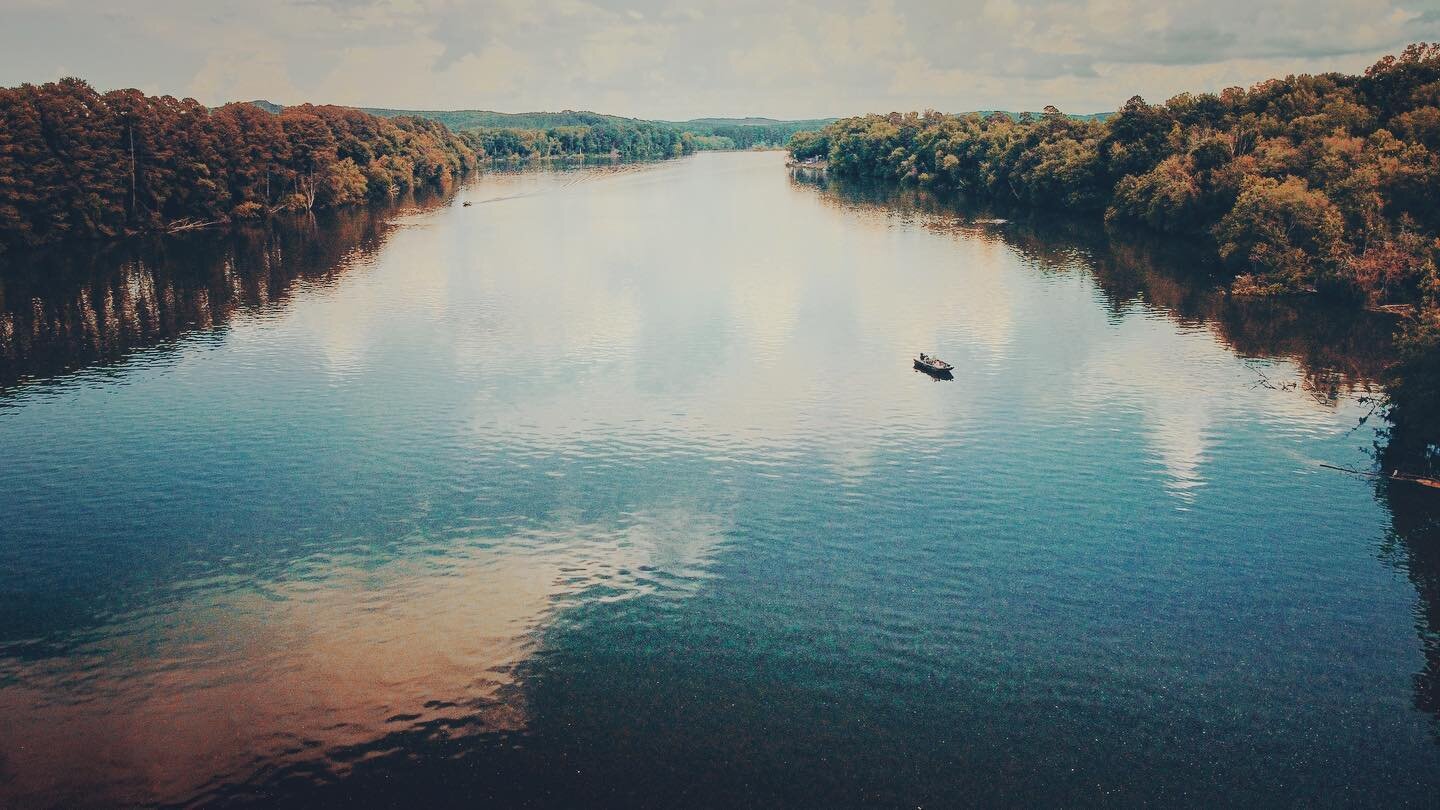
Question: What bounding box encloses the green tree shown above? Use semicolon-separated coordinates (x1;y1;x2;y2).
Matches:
1216;175;1347;293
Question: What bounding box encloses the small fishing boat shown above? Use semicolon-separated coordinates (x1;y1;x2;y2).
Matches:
914;352;954;375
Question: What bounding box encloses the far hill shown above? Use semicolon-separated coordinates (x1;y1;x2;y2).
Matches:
245;101;1107;129
971;109;1113;122
355;108;834;134
244;100;285;114
359;108;649;131
246;103;666;131
352;107;837;150
242;102;831;151
664;116;836;129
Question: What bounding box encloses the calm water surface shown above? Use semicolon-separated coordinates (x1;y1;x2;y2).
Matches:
2;151;1439;807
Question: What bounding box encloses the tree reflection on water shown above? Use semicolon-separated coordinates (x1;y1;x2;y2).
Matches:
0;193;448;391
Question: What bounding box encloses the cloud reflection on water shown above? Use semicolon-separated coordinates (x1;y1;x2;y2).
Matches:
0;507;724;808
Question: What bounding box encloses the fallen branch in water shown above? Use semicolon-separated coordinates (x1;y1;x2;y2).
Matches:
165;217;224;233
1319;463;1381;477
1320;463;1440;490
1249;366;1297;392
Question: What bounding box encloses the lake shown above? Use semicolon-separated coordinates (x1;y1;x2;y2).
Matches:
1;150;1438;807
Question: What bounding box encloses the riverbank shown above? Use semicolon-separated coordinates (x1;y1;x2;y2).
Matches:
0;81;476;255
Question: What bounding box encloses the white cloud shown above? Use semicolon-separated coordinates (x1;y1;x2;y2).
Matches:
0;0;1434;117
577;22;675;78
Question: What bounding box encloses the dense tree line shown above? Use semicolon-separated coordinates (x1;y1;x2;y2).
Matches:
360;104;835;152
0;79;476;251
459;121;802;158
794;45;1440;303
792;44;1440;464
682;121;827;150
366;107;646;132
459;121;694;161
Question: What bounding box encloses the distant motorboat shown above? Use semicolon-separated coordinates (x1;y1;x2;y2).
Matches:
914;352;954;375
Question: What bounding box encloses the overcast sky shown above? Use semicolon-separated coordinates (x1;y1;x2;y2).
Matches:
2;0;1436;119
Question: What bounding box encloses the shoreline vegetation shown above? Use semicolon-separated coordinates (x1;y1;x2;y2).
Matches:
0;80;477;250
436;117;818;162
789;44;1440;471
456;119;696;163
357;107;831;156
0;84;825;253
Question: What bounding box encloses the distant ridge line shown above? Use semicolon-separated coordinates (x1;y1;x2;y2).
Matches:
241;101;1110;129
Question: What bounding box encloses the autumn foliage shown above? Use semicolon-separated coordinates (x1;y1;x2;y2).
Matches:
794;44;1440;308
0;79;477;251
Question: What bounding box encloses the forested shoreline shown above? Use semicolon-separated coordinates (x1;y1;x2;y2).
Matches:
0;79;480;252
359;106;827;156
0;81;815;253
412;117;820;160
456;120;695;161
791;44;1440;466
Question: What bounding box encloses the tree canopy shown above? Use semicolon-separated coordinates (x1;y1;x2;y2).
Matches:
0;79;477;250
791;44;1440;308
457;121;694;161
